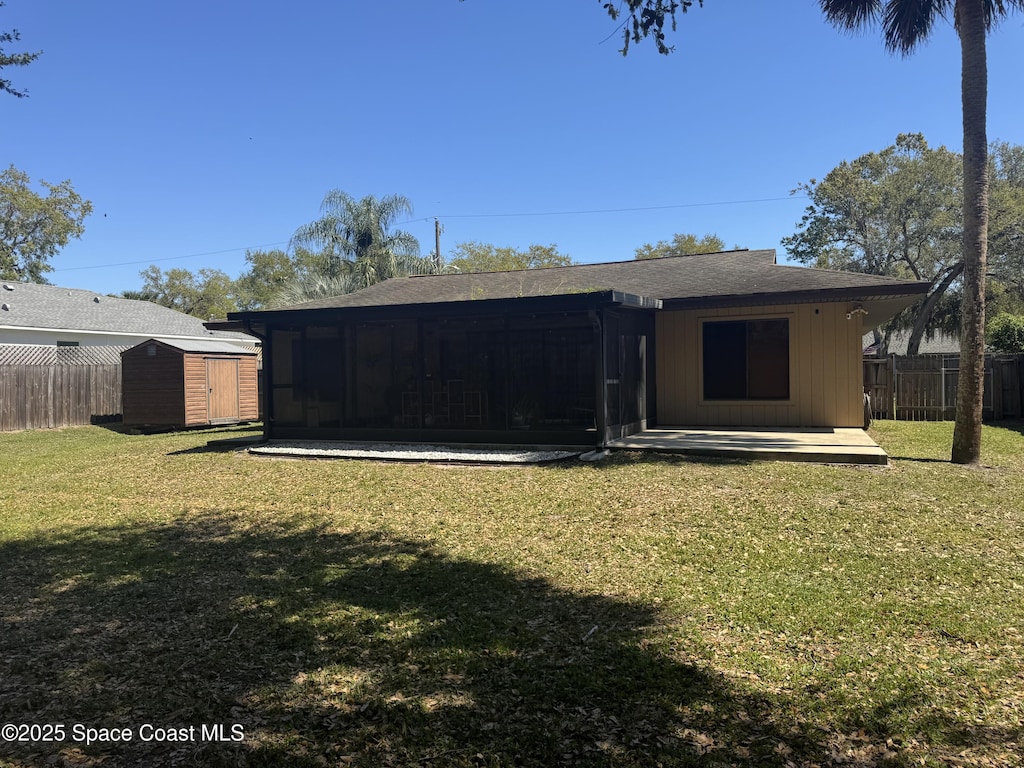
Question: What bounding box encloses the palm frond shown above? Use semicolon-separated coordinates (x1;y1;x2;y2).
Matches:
289;189;423;295
883;0;950;54
982;0;1024;29
819;0;883;30
271;271;357;308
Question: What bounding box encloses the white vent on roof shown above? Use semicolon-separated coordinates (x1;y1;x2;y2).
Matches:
1;303;10;311
93;296;101;303
2;284;13;291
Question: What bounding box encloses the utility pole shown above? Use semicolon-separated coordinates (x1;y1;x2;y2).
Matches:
434;218;443;272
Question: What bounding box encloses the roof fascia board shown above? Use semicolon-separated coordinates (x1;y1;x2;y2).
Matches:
229;290;654;324
663;283;931;310
0;325;243;342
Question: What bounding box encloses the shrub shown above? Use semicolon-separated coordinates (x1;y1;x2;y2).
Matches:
988;313;1024;353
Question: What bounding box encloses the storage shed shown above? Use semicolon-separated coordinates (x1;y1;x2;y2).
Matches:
122;338;259;429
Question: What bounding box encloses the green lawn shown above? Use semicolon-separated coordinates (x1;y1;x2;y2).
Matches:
1;422;1022;767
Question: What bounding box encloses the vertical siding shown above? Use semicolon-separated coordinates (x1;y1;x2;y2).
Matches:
122;345;259;428
655;302;864;427
183;356;211;425
0;364;122;431
184;355;259;425
122;345;186;426
238;357;259;420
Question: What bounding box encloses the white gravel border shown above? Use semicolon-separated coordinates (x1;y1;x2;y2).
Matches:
249;441;582;464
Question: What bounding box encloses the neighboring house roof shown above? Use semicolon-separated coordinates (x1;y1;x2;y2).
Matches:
0;343;128;366
0;281;255;342
863;329;972;356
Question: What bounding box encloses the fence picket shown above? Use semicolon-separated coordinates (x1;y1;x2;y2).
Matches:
864;353;1019;421
1;344;125;431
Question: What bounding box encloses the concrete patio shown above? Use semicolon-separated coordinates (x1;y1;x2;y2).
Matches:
607;427;888;465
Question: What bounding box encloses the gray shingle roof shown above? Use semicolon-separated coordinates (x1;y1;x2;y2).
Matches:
267;250;929;313
863;329;966;356
0;282;255;341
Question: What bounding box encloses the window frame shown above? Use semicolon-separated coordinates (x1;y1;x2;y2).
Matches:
698;314;794;404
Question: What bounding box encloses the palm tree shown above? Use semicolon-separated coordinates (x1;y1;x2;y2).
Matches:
284;191;435;304
819;0;1022;465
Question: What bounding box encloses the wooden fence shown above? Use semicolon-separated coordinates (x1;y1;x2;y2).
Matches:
0;345;125;432
864;354;1023;421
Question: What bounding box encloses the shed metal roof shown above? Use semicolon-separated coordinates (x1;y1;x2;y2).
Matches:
140;338;259;355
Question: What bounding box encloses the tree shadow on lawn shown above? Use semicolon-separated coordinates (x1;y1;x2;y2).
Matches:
987;418;1024;439
0;516;979;767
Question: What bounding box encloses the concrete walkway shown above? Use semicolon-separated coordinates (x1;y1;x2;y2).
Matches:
607;427;888;465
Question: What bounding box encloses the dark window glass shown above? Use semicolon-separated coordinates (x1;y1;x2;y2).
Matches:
702;318;789;400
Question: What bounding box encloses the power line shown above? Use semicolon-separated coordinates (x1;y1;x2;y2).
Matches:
412;195;807;223
53;241;290;273
52;194;807;274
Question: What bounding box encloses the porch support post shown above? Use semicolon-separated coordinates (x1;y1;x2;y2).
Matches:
590;309;608;446
244;319;273;440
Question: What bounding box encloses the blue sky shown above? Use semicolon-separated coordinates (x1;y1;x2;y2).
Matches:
5;1;1023;296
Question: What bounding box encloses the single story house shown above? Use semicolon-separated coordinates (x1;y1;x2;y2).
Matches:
224;249;930;446
0;281;257;350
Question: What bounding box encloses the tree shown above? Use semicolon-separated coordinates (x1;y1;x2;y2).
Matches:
134;266;238;320
1;165;92;282
634;232;727;260
118;289;159;302
783;134;965;355
817;0;1024;465
233;247;327;310
1;2;41;98
446;242;573;273
785;135;1023;354
987;313;1024;353
988;141;1024;301
234;249;294;311
286;191;433;304
602;0;703;55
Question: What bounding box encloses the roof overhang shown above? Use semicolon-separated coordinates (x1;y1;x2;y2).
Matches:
663;284;930;330
223;280;927;336
227;290;661;327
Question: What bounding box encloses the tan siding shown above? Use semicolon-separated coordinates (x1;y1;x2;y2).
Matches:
188;355;259;424
795;305;812;424
655;302;864;427
810;306;825;424
834;309;849;424
238;357;259;420
183;356;209;425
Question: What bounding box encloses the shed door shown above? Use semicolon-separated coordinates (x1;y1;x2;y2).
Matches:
207;358;240;423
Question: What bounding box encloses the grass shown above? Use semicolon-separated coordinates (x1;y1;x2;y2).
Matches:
0;421;1022;767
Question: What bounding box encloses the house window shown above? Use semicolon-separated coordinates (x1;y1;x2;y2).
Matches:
702;318;789;400
56;341;79;347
